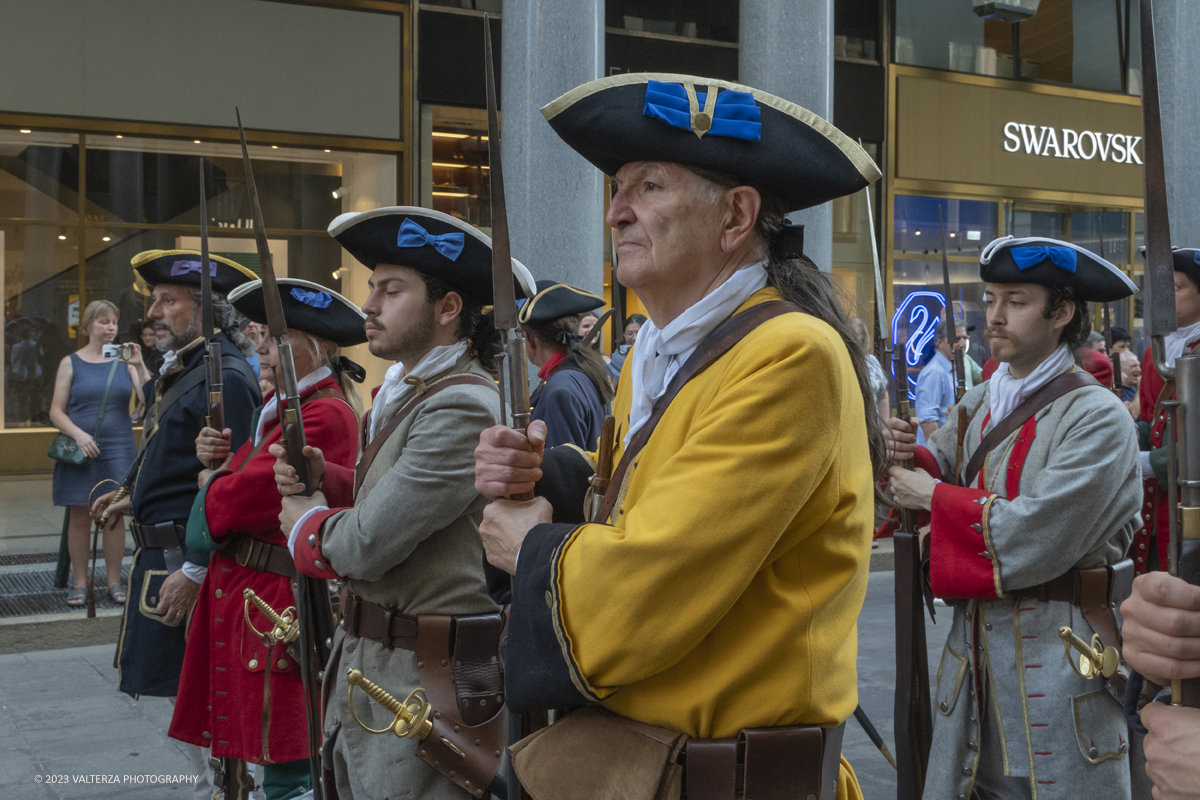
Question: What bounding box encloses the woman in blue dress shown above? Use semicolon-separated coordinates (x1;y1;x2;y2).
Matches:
49;300;150;607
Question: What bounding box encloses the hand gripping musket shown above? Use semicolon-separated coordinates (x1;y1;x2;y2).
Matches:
199;162;225;466
869;186;933;800
236;107;335;797
1139;0;1200;708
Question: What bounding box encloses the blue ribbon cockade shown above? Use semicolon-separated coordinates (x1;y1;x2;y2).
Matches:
1010;246;1078;273
290;287;332;309
643;81;762;141
1194;250;1200;267
170;260;218;277
397;218;465;262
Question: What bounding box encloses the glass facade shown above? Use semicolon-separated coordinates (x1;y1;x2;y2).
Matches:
2;128;395;430
896;0;1140;92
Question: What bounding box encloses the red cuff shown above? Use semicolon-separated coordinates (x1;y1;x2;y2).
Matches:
878;446;943;539
292;508;345;580
929;484;1002;600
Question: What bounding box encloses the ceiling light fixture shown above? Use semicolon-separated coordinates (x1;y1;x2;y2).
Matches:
19;129;31;134
324;149;331;153
102;236;112;242
115;135;123;139
58;235;67;240
271;145;279;149
432;190;470;198
432;131;469;139
332;186;350;199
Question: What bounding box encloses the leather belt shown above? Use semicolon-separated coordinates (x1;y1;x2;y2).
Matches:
340;588;418;651
129;519;186;574
225;533;296;579
681;722;845;800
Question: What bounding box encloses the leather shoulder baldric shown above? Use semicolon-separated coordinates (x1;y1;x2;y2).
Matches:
235;386;344;472
354;373;497;495
595;300;801;522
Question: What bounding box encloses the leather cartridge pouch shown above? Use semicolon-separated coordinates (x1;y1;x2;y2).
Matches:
510;705;687;800
414;614;507;798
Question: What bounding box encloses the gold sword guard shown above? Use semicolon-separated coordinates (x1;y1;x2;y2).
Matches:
243;588;299;646
1058;626;1119;680
346;668;435;740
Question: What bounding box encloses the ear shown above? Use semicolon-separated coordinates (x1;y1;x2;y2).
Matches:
1051;299;1075;332
436;290;464;328
719;186;762;254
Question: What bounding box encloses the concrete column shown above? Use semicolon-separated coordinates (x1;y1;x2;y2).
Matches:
501;0;605;292
739;0;835;271
1154;0;1200;246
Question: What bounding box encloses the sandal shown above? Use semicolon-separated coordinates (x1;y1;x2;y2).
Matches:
66;587;87;608
107;584;127;605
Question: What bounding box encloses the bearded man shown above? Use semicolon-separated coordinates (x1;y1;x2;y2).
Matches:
273;207;535;800
474;74;883;800
93;250;259;796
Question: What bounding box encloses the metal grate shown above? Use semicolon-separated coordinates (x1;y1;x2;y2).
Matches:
0;564;132;618
0;547;134;567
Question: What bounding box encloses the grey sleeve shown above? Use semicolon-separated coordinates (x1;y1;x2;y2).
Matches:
318;388;498;582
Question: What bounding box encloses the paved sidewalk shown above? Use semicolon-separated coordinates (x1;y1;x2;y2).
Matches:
0;570;944;800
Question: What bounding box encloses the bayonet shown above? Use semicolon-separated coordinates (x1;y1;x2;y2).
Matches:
861;170;888;358
1098;226;1123;395
483;14;533;502
236;107;331;799
199;162;225;465
938;207;966;402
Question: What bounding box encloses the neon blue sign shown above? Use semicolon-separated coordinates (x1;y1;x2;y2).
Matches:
890;290;947;400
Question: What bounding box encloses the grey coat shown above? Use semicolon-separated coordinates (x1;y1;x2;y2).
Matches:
919;373;1142;800
320;352;500;800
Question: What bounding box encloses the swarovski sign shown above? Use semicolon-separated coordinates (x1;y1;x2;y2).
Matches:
1003;122;1143;164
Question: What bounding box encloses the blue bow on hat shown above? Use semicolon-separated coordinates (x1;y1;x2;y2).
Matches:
290;287;332;309
397;218;465;262
643;81;762;141
1010;246;1078;273
170;260;218;277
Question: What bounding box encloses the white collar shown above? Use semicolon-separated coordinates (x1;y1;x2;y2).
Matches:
254;366;333;445
368;340;469;442
1165;319;1200;368
988;342;1075;425
158;335;207;376
624;261;769;445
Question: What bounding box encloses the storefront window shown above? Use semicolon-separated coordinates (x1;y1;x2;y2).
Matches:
606;0;739;42
896;0;1140;93
425;106;491;229
836;0;880;62
2;128;393;430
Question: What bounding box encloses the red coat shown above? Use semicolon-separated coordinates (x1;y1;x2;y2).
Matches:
169;376;358;763
1132;340;1200;573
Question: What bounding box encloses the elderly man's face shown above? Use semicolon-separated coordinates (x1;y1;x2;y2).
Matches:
606;162;730;293
1120;350;1142;384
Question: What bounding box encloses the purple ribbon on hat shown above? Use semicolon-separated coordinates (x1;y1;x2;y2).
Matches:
1010;246;1077;273
290;287;332;309
397;218;465;261
170;260;218;277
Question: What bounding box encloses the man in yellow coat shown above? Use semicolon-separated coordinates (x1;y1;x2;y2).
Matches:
475;74;884;800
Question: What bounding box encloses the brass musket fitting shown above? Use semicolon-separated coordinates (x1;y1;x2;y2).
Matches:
243;588;299;645
1058;626;1119;680
346;668;435;740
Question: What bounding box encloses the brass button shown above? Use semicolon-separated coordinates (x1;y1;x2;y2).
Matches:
308;534;317;547
149;596;157;605
202;731;211;739
215;589;224;598
544;591;553;609
692;111;712;133
277;659;288;669
249;658;259;669
314;560;326;570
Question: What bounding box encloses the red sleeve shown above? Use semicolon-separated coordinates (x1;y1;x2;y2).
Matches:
876;446;943;538
292;507;345;579
1140;345;1163;424
928;483;1002;599
205;394;360;544
322;462;355;508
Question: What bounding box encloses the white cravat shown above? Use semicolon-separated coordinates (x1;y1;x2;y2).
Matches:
1164;319;1200;368
158;335;206;376
368;340;469;442
254;366;332;446
625;261;769;445
988;342;1075;424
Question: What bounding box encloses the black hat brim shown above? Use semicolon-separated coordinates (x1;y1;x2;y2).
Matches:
980;237;1137;303
229;279;367;348
519;280;605;324
132;250;257;295
542;73;880;211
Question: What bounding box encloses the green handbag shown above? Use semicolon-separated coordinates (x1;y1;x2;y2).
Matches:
48;359;120;466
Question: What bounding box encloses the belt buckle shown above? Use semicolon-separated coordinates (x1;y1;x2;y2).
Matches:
235;537;253;568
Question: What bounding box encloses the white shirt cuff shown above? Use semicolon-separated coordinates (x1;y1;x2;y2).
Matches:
288;506;329;557
1140;450;1155;481
181;561;208;584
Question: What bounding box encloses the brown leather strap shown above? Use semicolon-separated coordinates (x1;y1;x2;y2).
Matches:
682;722;843;800
596;301;802;522
963;371;1100;488
685;739;737;800
339;588;419;650
225;533;296;579
355;374;497;495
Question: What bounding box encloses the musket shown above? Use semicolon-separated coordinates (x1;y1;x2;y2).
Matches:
1098;226;1123;395
937;207;966;403
236;107;333;798
589;415;617;522
199;162;225;467
580;308;615;352
1139;0;1200;708
866;184;932;800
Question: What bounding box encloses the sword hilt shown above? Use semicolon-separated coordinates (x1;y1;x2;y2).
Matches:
1058;626;1119;680
346;668;434;740
243;588;299;645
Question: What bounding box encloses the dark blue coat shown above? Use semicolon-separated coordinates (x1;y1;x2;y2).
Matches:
530;360;607;451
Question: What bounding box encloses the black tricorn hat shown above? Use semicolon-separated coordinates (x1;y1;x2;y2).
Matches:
132;250;257;295
541;73;880;210
518;280;605;325
228;278;367;348
328;207;535;305
980;236;1137;302
1138;246;1200;287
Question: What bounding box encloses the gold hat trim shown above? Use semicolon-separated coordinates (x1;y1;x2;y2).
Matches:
518;282;604;325
130;249;259;280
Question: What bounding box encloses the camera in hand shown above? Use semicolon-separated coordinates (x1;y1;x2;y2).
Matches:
102;343;134;361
